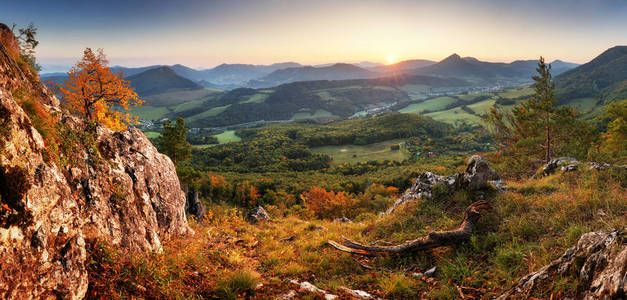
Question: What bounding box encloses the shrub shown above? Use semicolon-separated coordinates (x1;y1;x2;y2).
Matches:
301;187;358;219
216;269;259;300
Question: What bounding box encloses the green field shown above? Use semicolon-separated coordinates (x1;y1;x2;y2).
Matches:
173;100;205;113
425;106;481;125
398;96;457;114
142;89;219;106
240;93;269;104
566;97;598;113
130;106;171;120
143;131;160;139
497;86;534;98
186;105;231;122
457;92;491;101
214;130;241;144
311;139;409;164
467;99;496;114
291;109;334;120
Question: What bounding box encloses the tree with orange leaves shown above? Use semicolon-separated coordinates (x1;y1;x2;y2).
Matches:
59;48;143;131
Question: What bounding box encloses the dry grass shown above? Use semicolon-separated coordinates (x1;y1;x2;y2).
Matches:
87;167;626;299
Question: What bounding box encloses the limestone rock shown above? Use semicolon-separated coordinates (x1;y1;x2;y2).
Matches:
249;206;270;224
387;155;500;213
540;157;579;176
186;188;206;222
0;25;191;299
498;228;626;299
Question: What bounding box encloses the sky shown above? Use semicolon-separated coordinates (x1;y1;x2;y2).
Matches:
3;0;627;72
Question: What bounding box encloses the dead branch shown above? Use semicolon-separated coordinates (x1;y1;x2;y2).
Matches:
328;201;491;256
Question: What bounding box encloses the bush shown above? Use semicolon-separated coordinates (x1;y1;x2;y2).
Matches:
216;270;259;300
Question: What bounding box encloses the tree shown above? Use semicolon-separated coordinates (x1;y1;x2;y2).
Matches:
59;48;143;131
484;57;591;166
599;99;627;162
12;23;41;72
158;117;191;165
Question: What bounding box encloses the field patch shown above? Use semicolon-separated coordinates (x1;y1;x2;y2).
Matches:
425;107;481;125
467;99;496;115
398;96;457;114
143;131;160;139
311;139;409;164
130;106;170;120
214;130;241;144
565;97;597;113
240;93;269;104
497;86;534;99
291;109;334;120
186;105;231;122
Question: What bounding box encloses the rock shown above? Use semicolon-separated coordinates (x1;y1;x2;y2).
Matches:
338;286;376;299
387;155;500;213
588;162;611;170
275;290;297;300
498;228;626;299
461;155;500;190
287;279;338;299
186;188;206;222
249;206;270;224
334;217;352;223
561;163;578;172
489;179;508;192
540;157;579;176
0;26;192;299
423;266;437;277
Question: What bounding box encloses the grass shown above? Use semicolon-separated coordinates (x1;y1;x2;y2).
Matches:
240;94;269;104
87;162;626;299
497;86;534;99
173;99;205;113
141;89;219;106
291;109;334;120
143;131;160;139
214;130;241;144
467;99;496;114
398;97;457;114
186;105;231;122
130;105;170;120
311;139;409;164
565;97;597;113
425;107;481;125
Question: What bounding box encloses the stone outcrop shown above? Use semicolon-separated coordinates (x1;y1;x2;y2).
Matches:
186;188;206;222
249;206;271;224
0;25;191;299
387;155;500;213
498;228;626;299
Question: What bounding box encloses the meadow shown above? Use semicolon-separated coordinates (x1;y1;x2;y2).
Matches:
311;139;410;164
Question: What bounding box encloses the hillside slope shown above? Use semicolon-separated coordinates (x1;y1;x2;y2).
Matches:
555;45;627;104
248;63;376;88
126;66;203;96
0;24;191;298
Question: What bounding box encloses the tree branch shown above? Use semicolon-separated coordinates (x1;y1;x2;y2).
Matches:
328;201;491;256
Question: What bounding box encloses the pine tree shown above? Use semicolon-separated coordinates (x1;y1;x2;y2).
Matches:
157;117;191;165
484;57;592;168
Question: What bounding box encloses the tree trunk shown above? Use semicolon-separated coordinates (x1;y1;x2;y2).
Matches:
328;201;491;256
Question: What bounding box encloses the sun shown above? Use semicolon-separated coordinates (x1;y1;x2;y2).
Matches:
386;55;397;65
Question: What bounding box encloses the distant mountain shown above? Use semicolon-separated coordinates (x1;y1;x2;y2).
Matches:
248;63;376;88
412;54;577;81
371;59;436;73
176;75;469;127
127;66;203;96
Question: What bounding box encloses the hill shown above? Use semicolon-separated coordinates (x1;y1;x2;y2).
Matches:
176;75;469;127
555;45;627;105
413;54;577;82
248;63;376;88
371;59;436;73
126;66;203;96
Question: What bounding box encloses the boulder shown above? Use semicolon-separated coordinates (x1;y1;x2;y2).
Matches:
498;228;626;299
334;217;352;223
249;206;270;224
540;157;579;176
387;155;500;213
0;27;191;299
186;188;206;222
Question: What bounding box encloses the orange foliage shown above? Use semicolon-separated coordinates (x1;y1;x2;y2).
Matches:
301;187;357;219
236;181;261;207
59;48;143;131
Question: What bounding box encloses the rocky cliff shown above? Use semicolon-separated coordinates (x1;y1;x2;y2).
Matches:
0;24;191;299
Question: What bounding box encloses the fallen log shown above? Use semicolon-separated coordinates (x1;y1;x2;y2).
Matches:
328;200;491;256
